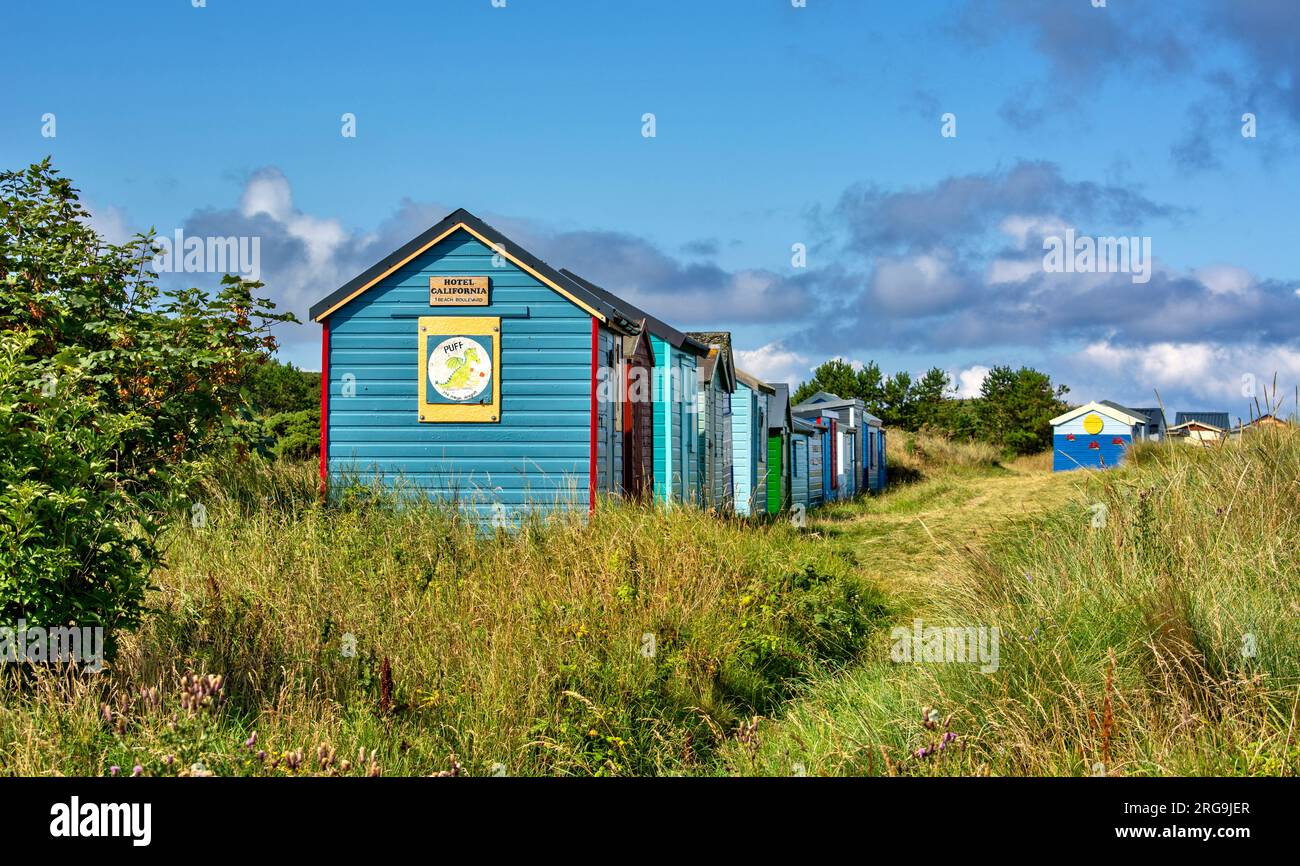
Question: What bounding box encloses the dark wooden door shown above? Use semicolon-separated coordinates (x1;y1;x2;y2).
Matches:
622;331;654;501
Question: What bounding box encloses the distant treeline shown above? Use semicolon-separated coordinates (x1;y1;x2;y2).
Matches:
793;360;1069;456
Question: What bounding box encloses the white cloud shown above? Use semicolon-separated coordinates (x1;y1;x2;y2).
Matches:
1194;264;1253;296
83;202;133;246
870;251;967;315
986;257;1041;285
955;364;991;398
1077;340;1300;407
240;169;295;222
998;214;1071;249
734;341;812;387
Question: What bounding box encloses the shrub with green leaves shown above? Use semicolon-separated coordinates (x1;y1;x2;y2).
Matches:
263;408;320;461
0;159;291;647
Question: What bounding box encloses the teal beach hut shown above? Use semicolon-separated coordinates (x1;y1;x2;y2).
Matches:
310;208;706;521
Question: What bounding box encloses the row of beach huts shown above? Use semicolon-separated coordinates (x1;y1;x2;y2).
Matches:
309;209;886;520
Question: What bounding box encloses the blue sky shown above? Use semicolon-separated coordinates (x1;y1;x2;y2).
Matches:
4;0;1298;420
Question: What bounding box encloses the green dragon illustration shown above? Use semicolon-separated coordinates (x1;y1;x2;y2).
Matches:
437;347;483;392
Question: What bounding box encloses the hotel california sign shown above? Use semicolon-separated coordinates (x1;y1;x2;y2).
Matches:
429;276;489;306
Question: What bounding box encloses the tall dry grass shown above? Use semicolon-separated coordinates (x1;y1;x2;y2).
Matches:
0;460;888;776
889;432;1003;479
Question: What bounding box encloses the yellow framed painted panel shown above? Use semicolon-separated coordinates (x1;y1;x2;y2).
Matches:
418;316;502;422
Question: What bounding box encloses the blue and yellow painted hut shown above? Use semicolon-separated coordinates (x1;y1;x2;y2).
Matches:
1049;400;1149;471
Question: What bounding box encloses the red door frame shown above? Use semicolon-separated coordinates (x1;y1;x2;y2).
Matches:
318;320;330;493
589;317;599;513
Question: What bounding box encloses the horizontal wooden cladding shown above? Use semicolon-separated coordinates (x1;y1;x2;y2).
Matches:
332;333;588;350
328;461;586;481
332;388;588;404
330;408;585;429
332;365;590;384
335;302;583;322
328;469;586;486
329;318;591;336
315;225;605;323
325;229;595;510
334;347;588;366
332;442;589;458
332;424;588;441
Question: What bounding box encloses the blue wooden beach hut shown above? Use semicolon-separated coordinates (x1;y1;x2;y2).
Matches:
863;411;886;492
310;208;708;520
1050;400;1148;472
790;416;816;510
732;369;774;516
685;331;737;513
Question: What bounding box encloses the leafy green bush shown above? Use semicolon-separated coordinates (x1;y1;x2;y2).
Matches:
0;159;291;647
263;409;320;460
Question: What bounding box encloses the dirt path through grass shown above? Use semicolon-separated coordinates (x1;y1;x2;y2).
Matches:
813;464;1077;601
721;461;1082;775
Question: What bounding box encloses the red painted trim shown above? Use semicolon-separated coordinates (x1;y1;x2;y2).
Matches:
829;419;839;490
589;317;599;513
319;320;329;492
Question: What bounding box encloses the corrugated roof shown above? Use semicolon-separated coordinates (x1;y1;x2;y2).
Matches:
1175;411;1230;430
1129;407;1167;427
1099;399;1144;418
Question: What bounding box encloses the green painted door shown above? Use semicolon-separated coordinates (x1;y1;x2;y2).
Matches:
766;434;782;514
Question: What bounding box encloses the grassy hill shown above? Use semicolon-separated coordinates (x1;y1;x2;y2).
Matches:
2;430;1296;776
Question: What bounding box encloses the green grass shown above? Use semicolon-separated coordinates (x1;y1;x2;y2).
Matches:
0;460;889;777
3;429;1296;777
733;428;1300;776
